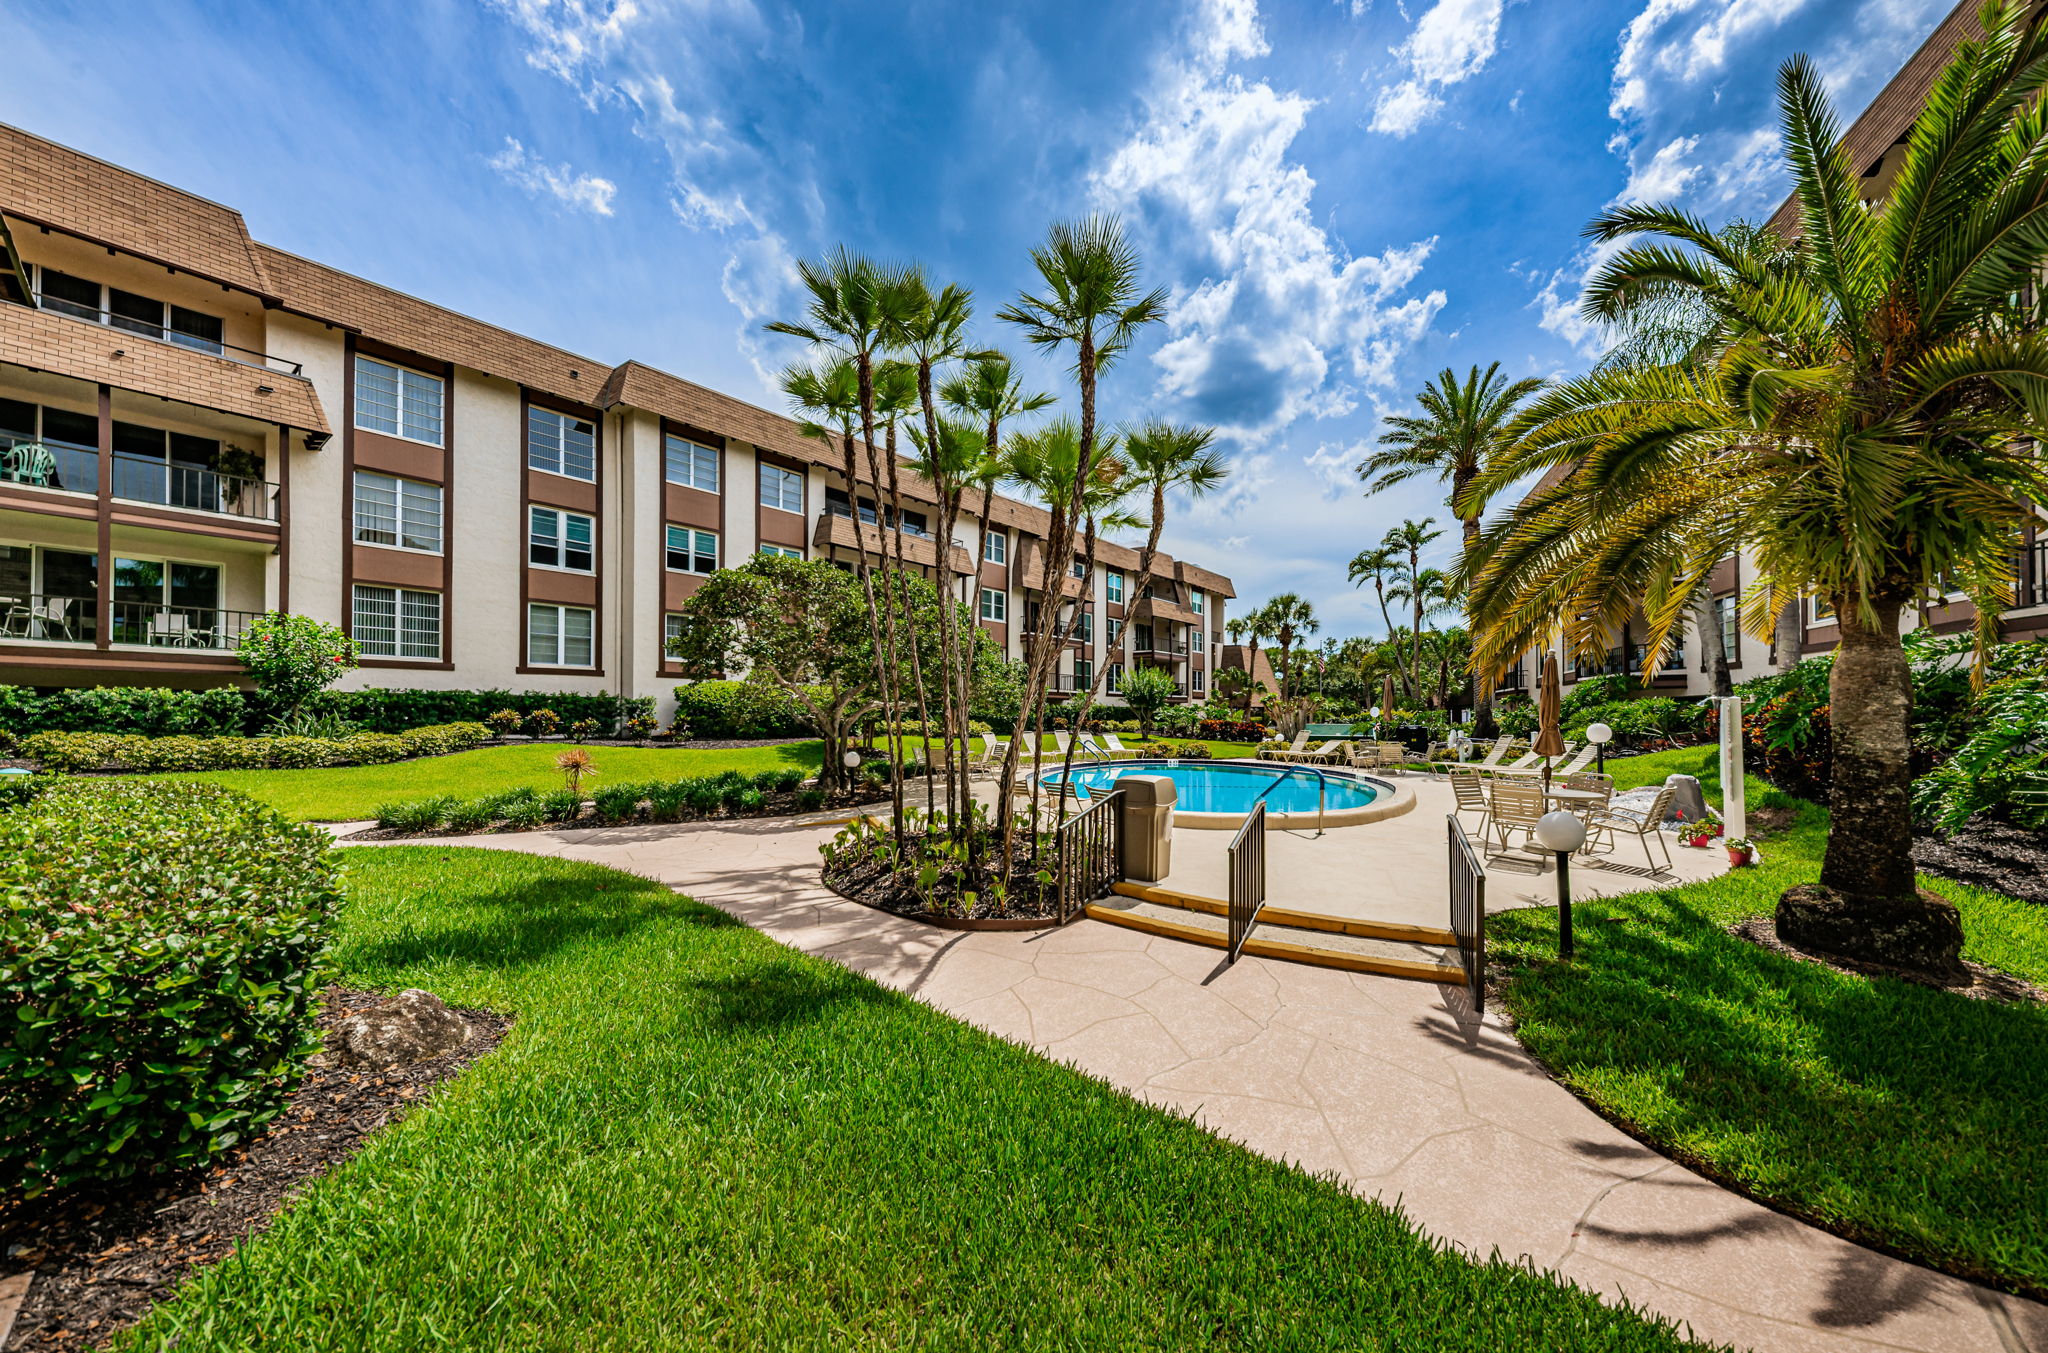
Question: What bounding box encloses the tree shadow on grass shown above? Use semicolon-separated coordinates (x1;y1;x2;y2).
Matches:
678;953;893;1034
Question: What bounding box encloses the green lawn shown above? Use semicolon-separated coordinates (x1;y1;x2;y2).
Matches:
124;847;1708;1351
1493;747;2048;1296
156;741;824;821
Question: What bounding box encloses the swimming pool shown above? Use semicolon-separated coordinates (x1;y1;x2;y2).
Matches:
1039;759;1402;829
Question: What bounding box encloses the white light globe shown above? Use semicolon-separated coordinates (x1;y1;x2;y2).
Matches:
843;750;862;768
1586;722;1614;745
1533;810;1588;854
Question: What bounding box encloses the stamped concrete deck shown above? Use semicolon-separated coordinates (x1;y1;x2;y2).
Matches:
346;815;2046;1353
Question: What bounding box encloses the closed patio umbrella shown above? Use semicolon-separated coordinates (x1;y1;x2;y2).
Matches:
1534;659;1566;790
1380;673;1397;742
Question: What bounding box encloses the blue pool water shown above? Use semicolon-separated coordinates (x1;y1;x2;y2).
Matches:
1042;760;1380;815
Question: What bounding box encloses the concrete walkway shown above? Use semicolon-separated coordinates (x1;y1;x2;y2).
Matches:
347;817;2046;1353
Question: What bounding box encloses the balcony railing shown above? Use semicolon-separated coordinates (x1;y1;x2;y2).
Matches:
0;594;261;650
32;290;304;375
1;439;279;521
1574;642;1687;681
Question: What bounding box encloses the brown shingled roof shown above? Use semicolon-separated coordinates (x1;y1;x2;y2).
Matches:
0;124;273;296
256;244;606;410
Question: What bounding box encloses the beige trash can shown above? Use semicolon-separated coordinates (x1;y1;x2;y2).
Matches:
1117;774;1176;883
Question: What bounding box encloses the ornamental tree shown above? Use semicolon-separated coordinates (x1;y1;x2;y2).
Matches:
237;612;357;725
1117;665;1176;742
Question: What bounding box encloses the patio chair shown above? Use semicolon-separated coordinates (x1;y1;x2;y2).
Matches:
1486;777;1548;855
27;596;76;642
147;610;190;646
1447;765;1490;836
1468;735;1516;769
1341;740;1382;770
1489;741;1578;779
1075;734;1110;762
1375;741;1410;773
971;732;1008;770
1099;733;1131;756
1257;729;1311;762
1269;739;1343;764
1;442;55;487
1587;782;1678;873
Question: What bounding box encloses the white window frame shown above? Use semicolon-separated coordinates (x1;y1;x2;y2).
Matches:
757;461;802;513
1810;594;1835;624
351;470;443;554
1107;616;1123;646
758;544;803;560
663;611;686;656
979;586;1007;622
1107;662;1124;694
983;530;1006;565
1105;571;1123;603
666;525;718;575
1192;666;1205;693
527;602;595;669
353;355;444;447
351;584;442;660
1191;589;1204;616
32;265;225;355
529;506;595;573
666;433;720;494
528;406;597;483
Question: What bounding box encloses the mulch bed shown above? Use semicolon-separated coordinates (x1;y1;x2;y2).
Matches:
1913;820;2048;907
0;989;507;1353
1731;916;2045;1005
823;843;1063;924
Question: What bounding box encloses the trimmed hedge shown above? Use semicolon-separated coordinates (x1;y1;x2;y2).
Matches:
0;781;339;1198
0;685;653;738
23;722;488;774
374;766;822;833
670;680;809;739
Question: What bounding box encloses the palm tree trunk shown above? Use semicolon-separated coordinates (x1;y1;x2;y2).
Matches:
1693;585;1732;698
1777;590;1963;976
1462;515;1497;738
1773;599;1803;671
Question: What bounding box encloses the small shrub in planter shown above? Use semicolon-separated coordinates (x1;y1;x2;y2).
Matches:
485;709;524;736
795;786;827;811
1;781;338;1198
569;718;603;741
526;708;562;739
1725;836;1757;867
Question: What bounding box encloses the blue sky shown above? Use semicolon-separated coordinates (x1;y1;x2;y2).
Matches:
0;0;1948;634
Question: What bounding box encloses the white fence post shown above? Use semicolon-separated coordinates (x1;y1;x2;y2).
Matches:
1718;695;1746;840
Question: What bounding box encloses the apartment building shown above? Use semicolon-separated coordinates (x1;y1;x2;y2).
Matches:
1509;0;2048;700
0;126;1233;714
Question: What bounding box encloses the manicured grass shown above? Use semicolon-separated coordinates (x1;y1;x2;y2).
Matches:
152;741;823;821
126;847;1710;1351
1493;747;2048;1296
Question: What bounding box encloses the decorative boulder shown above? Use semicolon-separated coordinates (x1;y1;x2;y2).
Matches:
333;989;471;1069
1775;884;1966;980
1665;774;1710;825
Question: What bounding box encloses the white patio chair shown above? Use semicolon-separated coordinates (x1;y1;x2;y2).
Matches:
148;610;189;646
1486;778;1548;855
1256;729;1311;762
1269;739;1343;764
1587;782;1678;873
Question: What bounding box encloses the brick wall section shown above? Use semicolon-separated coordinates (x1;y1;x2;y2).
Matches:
0;123;273;295
0;300;328;433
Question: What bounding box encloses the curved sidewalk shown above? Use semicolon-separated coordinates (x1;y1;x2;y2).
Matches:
355;818;2047;1353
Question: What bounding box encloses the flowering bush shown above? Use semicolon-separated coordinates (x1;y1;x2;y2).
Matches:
236;612;357;726
484;709;524;736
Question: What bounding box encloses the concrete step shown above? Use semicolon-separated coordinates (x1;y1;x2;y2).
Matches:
1109;881;1459;948
1086;894;1466;985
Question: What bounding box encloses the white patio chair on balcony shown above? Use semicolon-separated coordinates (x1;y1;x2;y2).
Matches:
148;610;191;646
28;597;77;642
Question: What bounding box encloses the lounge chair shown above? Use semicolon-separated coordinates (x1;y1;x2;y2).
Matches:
1075;735;1110;762
1099;733;1131;756
970;732;1008;770
1268;739;1343;764
1587;782;1678;873
1488;741;1578;778
1256;730;1311;762
1436;734;1512;770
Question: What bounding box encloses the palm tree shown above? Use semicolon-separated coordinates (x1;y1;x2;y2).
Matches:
1347;544;1405;695
1469;6;2048;973
941;354;1056;584
1258;594;1319;701
1364;363;1543;732
1104;420;1226;685
1383;519;1444;700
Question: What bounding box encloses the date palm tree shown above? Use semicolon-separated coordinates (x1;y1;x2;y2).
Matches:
1104;420;1227;684
1469;4;2048;972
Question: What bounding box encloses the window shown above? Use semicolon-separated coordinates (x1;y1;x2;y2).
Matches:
979;587;1007;622
354;356;444;445
352;584;441;659
666;434;719;493
352;471;442;553
1191;589;1204;616
1075;609;1093;644
525;406;596;481
1192;667;1205;693
1107;616;1122;646
666;525;717;574
1810;594;1835;623
758;462;802;512
1105;570;1123;603
33;267;223;354
664;611;686;654
1107;663;1124;694
983;531;1006;565
529;507;594;572
528;603;594;668
1070;559;1088;581
1074;659;1093;691
900;508;929;539
758;544;802;560
1717;596;1738;661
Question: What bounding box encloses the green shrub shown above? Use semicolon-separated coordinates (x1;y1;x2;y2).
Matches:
670;680;807;739
621;715;658;739
445;798;496;832
22;723;487;774
794;786;827;811
647;782;694;823
569;719;602;741
376;795;459;833
0;686;653;739
485;709;523;736
720;778;753;812
592;784;648;824
684;781;725;816
736;788;765;813
525;709;562;738
500;797;550;831
539;789;584;823
0;782;338;1199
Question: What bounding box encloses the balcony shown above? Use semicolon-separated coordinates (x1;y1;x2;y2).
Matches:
2;437;280;522
1131;633;1189;658
0;595;262;650
30;287;305;376
814;510;973;574
2019;541;2048;608
1573;643;1688;682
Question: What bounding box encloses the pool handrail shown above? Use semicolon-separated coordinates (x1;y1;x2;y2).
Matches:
1250;760;1329;835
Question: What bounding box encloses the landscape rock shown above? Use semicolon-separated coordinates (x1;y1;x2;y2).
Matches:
331;989;471;1069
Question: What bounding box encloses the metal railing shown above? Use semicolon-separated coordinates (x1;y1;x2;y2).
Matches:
1448;815;1487;1014
2020;541;2048;608
1574;642;1687;680
0;595;261;650
0;593;95;643
1227;799;1268;962
1;437;99;494
32;290;305;375
1054;788;1124;923
110;452;279;521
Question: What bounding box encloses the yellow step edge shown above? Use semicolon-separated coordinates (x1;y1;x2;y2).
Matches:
1109;881;1459;948
1084;903;1465;986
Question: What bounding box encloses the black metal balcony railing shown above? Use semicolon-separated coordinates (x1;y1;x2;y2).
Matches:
0;438;279;520
33;290;305;376
1574;643;1687;681
0;595;261;650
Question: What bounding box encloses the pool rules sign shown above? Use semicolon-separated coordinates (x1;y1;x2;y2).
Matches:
1718;695;1746;840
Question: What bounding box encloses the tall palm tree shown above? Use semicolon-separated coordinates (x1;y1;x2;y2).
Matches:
1258;593;1319;701
941;354;1056;582
1104;420;1227;685
1364;363;1543;732
1469;5;2048;973
1347;544;1405;695
1383;519;1444;700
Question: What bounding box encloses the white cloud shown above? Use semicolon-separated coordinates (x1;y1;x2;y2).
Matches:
1610;0;1809;122
484;0;644;89
1368;0;1504;137
486;137;618;216
1617;134;1700;204
1094;5;1445;452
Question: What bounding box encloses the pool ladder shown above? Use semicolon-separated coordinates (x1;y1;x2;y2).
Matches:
1250;763;1328;837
